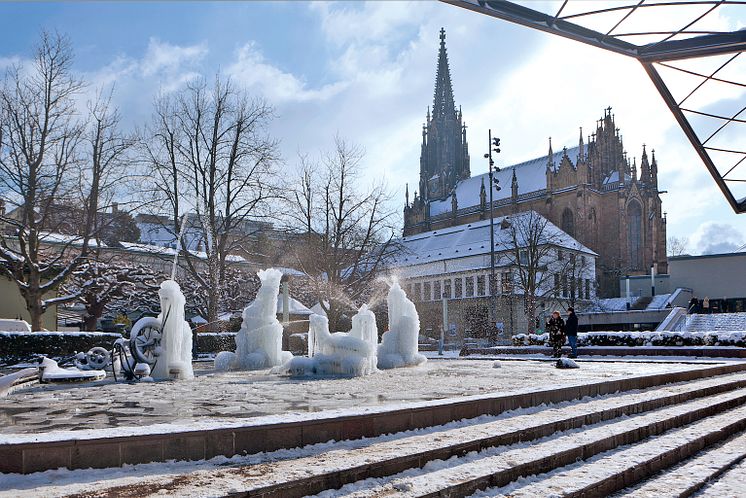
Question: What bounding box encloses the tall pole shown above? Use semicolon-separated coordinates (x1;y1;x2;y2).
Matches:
488;129;496;341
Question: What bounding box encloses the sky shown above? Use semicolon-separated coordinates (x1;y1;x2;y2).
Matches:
1;1;745;255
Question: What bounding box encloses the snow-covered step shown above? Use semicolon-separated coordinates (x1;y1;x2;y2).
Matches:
614;432;746;497
474;414;746;497
5;374;746;498
314;389;746;497
694;458;746;497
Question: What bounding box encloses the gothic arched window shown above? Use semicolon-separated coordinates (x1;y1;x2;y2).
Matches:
628;200;643;270
561;208;575;238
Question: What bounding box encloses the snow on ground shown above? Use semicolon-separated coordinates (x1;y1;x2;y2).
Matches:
3;372;744;498
0;359;713;437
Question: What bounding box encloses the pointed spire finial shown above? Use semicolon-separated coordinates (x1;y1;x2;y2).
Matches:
405;183;410;207
432;27;456;118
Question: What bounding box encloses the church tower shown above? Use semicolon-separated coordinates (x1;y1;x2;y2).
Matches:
418;28;470;202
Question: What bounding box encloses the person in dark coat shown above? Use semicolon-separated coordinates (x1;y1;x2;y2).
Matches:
565;307;579;358
546;311;566;358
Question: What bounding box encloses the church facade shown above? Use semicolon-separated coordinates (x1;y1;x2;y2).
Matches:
403;29;668;297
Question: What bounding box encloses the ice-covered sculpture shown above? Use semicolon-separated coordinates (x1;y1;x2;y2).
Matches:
377;280;426;369
215;268;292;371
279;305;378;376
151;280;194;380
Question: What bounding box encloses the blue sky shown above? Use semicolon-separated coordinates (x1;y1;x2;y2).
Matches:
1;1;745;255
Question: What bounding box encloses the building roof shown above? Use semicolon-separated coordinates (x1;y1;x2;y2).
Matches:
429;146;580;216
392;210;596;270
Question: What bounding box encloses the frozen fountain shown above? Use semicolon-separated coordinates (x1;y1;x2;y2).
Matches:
150;280;194;380
377;280;427;369
215;268;293;371
279;305;378;376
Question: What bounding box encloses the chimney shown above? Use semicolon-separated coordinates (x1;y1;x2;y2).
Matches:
111;202;119;214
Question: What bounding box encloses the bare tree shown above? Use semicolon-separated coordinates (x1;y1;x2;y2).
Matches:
501;211;594;334
0;33;137;331
143;76;281;330
285;136;400;331
667;236;689;257
62;259;161;330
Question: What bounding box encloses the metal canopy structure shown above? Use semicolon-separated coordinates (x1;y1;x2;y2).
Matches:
442;0;746;213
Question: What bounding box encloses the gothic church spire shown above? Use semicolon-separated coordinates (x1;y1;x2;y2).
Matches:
433;27;456;119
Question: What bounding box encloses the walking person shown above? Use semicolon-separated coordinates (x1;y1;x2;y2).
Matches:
546;311;566;358
566;307;578;358
703;296;710;314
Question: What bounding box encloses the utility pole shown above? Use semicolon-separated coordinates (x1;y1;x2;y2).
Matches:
485;129;501;343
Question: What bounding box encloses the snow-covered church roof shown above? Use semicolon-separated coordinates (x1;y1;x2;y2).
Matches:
392;210;596;269
430;147;581;216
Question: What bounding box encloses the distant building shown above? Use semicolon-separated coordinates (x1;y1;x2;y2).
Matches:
620;251;746;313
391;211;597;340
403;29;667;297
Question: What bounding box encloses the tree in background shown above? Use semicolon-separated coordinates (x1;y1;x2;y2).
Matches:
143;76;281;330
667;236;689;257
63;259;160;330
0;33;134;330
501;212;594;334
285;136;400;331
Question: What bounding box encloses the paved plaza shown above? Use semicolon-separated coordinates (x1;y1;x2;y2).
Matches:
0;358;720;436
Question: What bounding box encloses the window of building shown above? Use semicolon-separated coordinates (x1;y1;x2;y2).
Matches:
424;281;431;301
434;280;442;300
477;275;485;296
554;274;560;297
454;278;463;298
466;276;474;297
501;271;513;294
519;249;528;265
561;207;575;238
414;282;422;301
585;279;591;300
570;253;576;265
628;200;643;270
443;279;452;299
562;274;568;297
558;249;564;260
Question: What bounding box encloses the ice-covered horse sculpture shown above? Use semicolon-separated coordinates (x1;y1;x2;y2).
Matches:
377;280;427;369
151;280;194;380
279;305;378;376
215;268;292;371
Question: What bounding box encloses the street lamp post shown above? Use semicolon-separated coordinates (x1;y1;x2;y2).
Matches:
485;129;501;343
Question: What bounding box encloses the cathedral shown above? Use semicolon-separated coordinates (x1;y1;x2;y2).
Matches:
403;29;668;297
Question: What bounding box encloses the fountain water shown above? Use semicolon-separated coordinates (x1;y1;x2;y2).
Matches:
377;280;427;369
280;305;378;376
151;280;194;380
215;268;293;371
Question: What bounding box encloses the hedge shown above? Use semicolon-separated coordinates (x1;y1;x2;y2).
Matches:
512;330;746;348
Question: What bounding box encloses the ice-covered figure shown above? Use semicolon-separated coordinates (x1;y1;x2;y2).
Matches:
215;268;292;371
377;281;427;369
279;305;378;377
151;280;194;380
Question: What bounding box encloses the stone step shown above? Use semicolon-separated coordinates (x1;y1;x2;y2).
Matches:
316;389;746;497
614;432;746;497
694;458;746;497
5;363;743;475
29;372;746;498
474;411;746;497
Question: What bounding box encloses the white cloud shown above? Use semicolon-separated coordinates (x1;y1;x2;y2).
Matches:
690;222;746;255
140;38;207;77
226;42;347;103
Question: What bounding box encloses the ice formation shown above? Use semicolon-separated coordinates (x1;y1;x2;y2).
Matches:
215;268;292;371
151;280;194;380
377;281;427;369
280;305;378;377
